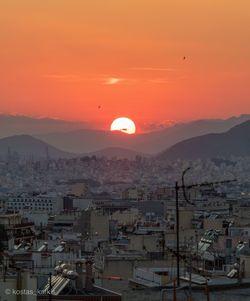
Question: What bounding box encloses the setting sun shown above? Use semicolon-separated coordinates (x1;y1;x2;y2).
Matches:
110;117;136;134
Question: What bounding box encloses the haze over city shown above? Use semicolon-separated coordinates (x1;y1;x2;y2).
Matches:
1;1;250;301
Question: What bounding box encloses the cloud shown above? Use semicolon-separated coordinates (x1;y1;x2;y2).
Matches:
103;77;124;85
43;74;126;85
141;120;177;132
43;73;175;86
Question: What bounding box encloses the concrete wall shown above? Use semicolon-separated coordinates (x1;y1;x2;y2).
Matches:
203;218;223;231
91;210;109;241
179;209;193;230
128;234;161;252
97;258;172;293
77;209;109;241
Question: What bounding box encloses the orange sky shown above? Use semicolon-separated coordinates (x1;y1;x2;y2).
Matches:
1;0;250;131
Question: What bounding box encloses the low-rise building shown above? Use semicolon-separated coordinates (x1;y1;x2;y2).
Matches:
7;194;63;213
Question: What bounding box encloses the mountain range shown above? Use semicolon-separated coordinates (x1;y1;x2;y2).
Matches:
0;114;89;138
159;120;250;160
0;135;145;160
0;114;250;160
36;114;250;154
0;135;73;160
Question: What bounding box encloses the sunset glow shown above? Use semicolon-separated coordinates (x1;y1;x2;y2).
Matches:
0;1;250;130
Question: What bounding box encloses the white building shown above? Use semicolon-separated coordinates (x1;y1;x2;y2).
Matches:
7;194;63;213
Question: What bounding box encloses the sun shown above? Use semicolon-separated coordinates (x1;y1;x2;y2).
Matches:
110;117;136;134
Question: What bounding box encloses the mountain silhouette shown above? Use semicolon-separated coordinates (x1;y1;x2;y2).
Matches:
0;135;74;160
158;120;250;160
0;114;88;138
0;135;147;160
37;115;250;154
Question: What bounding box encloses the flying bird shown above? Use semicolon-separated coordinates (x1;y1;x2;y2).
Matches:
183;56;186;60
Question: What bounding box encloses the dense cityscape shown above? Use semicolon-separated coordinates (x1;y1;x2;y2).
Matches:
1;149;250;300
1;0;250;300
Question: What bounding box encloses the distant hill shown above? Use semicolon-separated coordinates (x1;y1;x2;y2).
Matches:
38;129;139;154
0;114;89;138
0;135;147;160
0;135;74;160
158;120;250;160
37;115;250;154
1;119;250;161
1;114;250;155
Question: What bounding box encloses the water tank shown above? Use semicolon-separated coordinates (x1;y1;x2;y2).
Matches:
66;271;78;280
62;269;69;277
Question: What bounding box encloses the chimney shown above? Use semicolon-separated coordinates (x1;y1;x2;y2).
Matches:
85;259;93;292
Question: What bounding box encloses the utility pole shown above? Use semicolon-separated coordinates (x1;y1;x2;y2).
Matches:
173;168;236;287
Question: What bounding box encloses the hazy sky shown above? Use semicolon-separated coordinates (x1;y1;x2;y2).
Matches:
1;0;250;131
